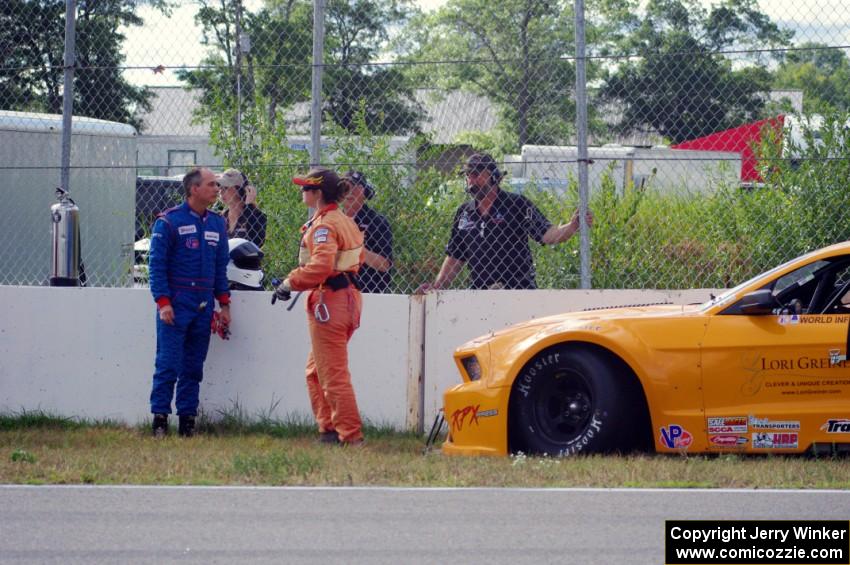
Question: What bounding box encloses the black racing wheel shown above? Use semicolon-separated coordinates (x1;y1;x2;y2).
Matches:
509;345;642;456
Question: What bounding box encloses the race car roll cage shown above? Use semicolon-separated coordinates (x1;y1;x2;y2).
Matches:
719;255;850;365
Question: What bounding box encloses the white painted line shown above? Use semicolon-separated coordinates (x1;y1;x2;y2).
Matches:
1;484;848;494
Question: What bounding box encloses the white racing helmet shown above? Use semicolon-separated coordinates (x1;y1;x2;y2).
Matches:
227;238;264;290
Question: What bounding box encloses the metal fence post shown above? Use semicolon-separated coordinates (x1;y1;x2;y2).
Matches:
574;0;591;289
60;0;77;193
235;0;243;145
310;0;326;167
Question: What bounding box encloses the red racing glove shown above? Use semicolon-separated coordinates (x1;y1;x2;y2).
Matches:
211;310;231;340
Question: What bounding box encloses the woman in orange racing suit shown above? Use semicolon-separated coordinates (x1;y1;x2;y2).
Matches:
275;167;366;446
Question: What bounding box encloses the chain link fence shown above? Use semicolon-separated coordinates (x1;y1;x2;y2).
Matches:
2;0;849;292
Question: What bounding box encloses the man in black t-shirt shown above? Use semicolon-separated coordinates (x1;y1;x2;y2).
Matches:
341;171;394;293
417;153;592;291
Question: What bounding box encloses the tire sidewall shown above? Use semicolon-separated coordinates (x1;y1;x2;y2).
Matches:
510;347;625;456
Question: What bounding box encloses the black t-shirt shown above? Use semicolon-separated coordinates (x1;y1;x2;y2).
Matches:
446;190;551;289
226;204;267;248
354;204;393;293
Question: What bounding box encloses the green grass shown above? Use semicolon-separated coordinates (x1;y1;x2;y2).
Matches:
0;411;848;488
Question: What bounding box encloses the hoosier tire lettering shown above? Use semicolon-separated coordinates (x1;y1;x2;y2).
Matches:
509;346;640;456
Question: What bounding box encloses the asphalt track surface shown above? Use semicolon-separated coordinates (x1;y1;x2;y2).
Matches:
1;486;847;564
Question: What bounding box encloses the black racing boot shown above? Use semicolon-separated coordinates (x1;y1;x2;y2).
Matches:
178;415;196;438
152;414;169;438
317;430;340;444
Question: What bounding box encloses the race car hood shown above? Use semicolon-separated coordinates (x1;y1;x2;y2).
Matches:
475;303;702;344
454;303;706;387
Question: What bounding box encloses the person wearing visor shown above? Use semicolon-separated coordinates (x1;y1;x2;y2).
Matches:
417;152;592;291
217;168;267;248
341;171;393;293
148;167;231;438
273;167;366;446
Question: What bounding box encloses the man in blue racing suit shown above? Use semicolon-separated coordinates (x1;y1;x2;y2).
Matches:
148;167;231;437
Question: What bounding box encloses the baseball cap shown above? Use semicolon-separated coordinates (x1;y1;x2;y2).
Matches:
216;168;245;189
462;152;500;175
292;166;341;193
342;170;375;199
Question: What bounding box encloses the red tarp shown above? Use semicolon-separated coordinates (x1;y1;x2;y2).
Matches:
671;116;785;182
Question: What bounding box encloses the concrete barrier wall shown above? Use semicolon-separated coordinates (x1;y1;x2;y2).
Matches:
0;287;412;428
0;286;719;430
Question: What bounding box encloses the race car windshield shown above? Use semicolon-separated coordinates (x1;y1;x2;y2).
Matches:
698;253;823;312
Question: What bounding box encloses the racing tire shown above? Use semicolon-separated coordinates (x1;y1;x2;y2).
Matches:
509;345;637;456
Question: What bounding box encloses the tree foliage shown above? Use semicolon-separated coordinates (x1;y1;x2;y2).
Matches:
398;0;579;152
180;0;421;142
773;42;850;115
598;0;792;144
0;0;164;129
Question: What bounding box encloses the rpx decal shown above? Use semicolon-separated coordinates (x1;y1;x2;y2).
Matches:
659;425;692;449
821;419;850;433
450;405;480;432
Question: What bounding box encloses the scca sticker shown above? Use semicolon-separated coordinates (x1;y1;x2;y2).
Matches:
660;425;692;449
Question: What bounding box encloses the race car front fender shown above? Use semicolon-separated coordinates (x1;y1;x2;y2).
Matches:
442;380;510;457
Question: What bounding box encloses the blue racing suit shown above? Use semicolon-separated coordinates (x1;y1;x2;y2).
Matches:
148;202;230;416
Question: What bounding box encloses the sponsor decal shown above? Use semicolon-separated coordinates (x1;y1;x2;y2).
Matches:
752;432;798;449
821;419;850;433
798;314;850;324
185;237;200;249
829;349;847;366
709;435;748;447
204;230;219;242
660;425;692;449
707;417;748;434
557;413;604;457
778;314;800;325
748;416;800;431
477;409;498;418
178;225;197;235
313;227;329;244
450;404;480;432
761;355;848;370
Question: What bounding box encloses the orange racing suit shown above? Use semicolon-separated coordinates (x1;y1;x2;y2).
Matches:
286;203;365;443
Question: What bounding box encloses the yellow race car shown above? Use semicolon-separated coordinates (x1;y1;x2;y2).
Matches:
442;242;850;457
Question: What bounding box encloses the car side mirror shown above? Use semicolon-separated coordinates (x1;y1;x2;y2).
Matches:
739;289;779;315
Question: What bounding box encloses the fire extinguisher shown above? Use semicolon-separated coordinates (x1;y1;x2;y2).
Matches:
50;186;85;287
